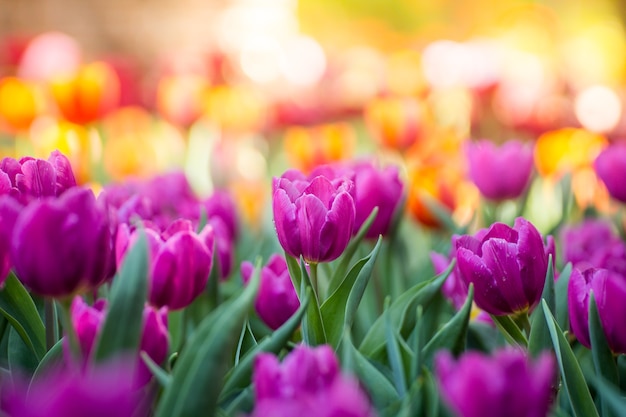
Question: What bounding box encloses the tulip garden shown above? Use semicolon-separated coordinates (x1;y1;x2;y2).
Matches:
1;2;626;417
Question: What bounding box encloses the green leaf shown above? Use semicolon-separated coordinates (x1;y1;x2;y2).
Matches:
350;336;399;409
422;369;440;417
30;338;63;384
587;374;626;417
220;289;310;398
155;258;260;417
422;284;474;367
529;256;556;357
94;231;149;362
410;306;424;381
589;293;618;417
490;314;528;348
284;254;302;295
384;298;407;397
141;351;171;388
300;258;326;345
320;236;382;348
359;261;455;357
542;299;600;417
328;208;378;294
555;263;572;331
0;273;46;360
8;327;39;376
234;321;257;366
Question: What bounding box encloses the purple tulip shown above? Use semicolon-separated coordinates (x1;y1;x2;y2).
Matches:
116;219;213;310
241;254;299;330
273;170;356;263
466;140;533;201
249;345;374;417
0;151;77;204
455;218;549;315
202;189;239;241
207;216;235;280
435;348;555;417
595;144;626;203
568;267;626;354
1;359;147;417
560;219;626;277
65;296;169;385
11;186;113;297
0;196;21;284
351;161;404;238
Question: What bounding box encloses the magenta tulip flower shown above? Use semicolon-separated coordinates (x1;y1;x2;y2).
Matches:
202;189;239;241
66;296;169;385
11;186;113;297
116;219;213;310
568;267;626;354
352;161;404;238
249;345;375;417
466;139;533;201
435;348;555;417
241;254;299;330
0;196;21;284
1;359;147;417
455;217;549;315
0;150;76;204
273;170;356;263
595;144;626;203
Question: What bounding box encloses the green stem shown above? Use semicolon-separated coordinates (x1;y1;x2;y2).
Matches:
58;299;81;362
309;263;319;301
44;298;57;351
515;311;532;336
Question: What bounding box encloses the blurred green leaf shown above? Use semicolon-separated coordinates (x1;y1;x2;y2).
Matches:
221;289;310;398
30;338;63;385
490;314;528;348
588;373;626;417
529;256;556;357
589;293;618;417
385;297;407;397
555;263;572;332
543;299;600;417
141;351;171;388
285;254;302;296
94;231;148;362
155;258;260;417
422;284;473;367
359;261;454;357
321;236;382;348
300;259;326;345
8;327;38;376
328;208;378;295
0;273;46;361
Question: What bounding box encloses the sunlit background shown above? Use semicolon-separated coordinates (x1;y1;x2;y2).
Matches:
1;0;626;231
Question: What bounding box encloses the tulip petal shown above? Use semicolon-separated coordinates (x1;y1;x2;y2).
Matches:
319;191;355;262
273;189;301;259
515;218;547;309
456;247;511;315
297;194;327;262
481;238;527;312
305;176;336;208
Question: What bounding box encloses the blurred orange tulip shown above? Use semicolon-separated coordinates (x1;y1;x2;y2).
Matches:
0;77;40;131
203;85;266;134
534;128;608;177
49;61;120;125
283;122;356;173
364;96;425;150
156;75;208;128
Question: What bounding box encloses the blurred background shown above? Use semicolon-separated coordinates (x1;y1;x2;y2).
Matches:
1;0;625;230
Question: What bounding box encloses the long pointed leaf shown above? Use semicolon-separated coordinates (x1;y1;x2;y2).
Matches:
542;300;600;417
490;314;528;348
589;293;618;417
359;261;455;357
422;284;474;366
0;273;45;360
300;258;326;345
321;237;382;347
94;232;148;362
529;257;556;357
155;259;260;417
384;298;407;397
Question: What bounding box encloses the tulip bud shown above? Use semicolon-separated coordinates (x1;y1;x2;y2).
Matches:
351;161;404;238
594;144;626;203
11;186;113;297
466;140;533;201
568;267;626;354
272;171;356;263
117;219;213;310
435;348;555;417
66;296;169;385
455;218;549;315
241;254;299;330
250;345;374;417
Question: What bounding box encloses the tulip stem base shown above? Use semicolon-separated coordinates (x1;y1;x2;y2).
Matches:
58;299;81;362
310;263;319;301
514;312;531;336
